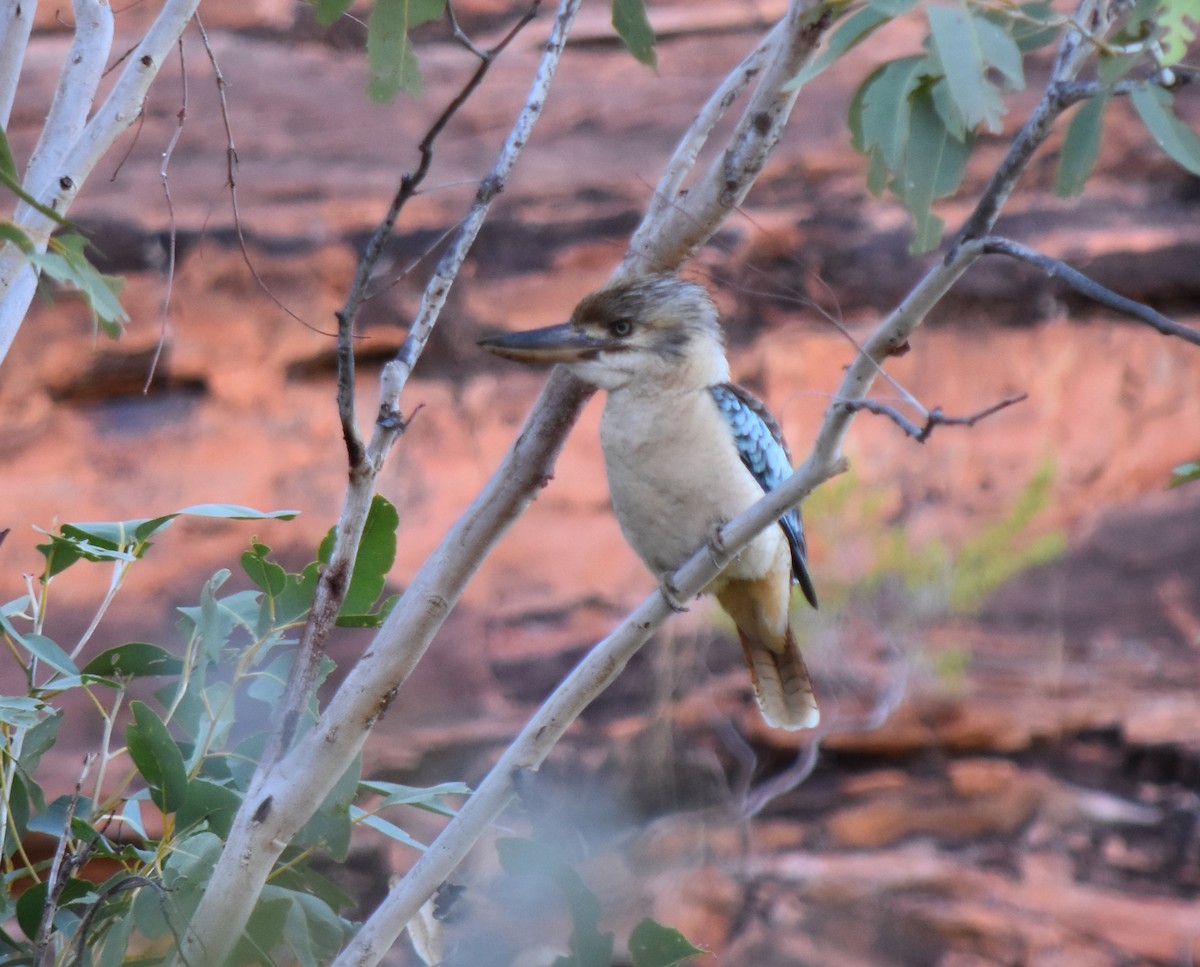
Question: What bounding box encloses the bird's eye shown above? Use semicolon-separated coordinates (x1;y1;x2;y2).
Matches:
609;318;634;338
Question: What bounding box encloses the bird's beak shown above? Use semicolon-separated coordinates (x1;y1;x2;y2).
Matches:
478;323;614;364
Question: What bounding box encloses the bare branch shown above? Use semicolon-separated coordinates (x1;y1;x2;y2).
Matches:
982;236;1200;346
144;36;189;393
836;392;1029;443
262;0;548;774
0;0;36;128
621;0;831;276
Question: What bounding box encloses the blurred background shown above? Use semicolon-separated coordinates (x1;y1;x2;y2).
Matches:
3;0;1200;963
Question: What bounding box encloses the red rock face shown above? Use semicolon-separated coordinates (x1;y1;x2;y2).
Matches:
3;4;1200;965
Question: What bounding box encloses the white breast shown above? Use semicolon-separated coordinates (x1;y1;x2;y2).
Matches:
600;386;783;582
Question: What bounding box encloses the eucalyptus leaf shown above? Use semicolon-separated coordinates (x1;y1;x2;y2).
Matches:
927;6;1006;133
81;642;183;679
366;0;445;101
629;918;705;967
1055;93;1108;196
1131;83;1200;175
612;0;656;67
896;84;972;253
349;807;428;851
126;701;188;814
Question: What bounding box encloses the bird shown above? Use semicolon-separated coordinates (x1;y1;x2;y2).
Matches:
478;274;819;730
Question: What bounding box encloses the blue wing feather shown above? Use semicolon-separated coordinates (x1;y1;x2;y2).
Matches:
710;383;818;608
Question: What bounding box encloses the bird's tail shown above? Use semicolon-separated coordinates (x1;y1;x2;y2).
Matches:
734;623;820;731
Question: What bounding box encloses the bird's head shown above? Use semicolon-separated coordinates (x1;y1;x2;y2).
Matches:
478;274;728;391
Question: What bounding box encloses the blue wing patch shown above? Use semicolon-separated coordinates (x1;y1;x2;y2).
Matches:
710;383;818;608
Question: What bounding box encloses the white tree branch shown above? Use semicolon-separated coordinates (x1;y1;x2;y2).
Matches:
621;0;829;276
0;0;37;129
0;0;201;364
21;0;114;208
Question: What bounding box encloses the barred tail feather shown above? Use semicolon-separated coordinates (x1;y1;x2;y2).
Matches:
735;625;820;731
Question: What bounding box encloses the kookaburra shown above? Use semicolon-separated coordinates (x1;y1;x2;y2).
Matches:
480;274;819;730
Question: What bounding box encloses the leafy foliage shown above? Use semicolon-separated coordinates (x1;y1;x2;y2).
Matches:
832;0;1200;249
1;126;130;334
0;500;453;964
842;1;1046;252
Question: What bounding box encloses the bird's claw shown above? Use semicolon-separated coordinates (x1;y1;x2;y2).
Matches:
658;573;689;613
707;520;730;569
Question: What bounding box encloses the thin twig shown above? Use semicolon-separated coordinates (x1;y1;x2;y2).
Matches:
836;392;1029;443
144;34;188;393
982;236;1200;346
193;15;324;335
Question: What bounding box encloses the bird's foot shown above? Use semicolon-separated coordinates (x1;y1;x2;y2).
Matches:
706;520;731;569
658;573;689;613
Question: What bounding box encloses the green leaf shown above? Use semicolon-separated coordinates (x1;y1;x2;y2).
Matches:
335;592;399;628
1131;83;1200;175
366;0;445;101
612;0;656;67
313;0;355;25
94;908;135;967
0;126;16;181
1159;0;1200;64
337;494;400;620
16;877;91;941
1055;94;1108;196
81;642;183;679
242;543;288;597
349;807;428;851
927;6;1012;134
629;918;705;967
359;778;470;815
787;6;891;90
19;709;62;773
125;701;188;814
176;502;300;522
294;756;361;861
1168;458;1200;488
998;1;1062;52
27;233;128;333
850;56;926;168
176;778;242;838
869;0;923;13
0;696;45;729
0;613;79;676
896;83;973;253
275;561;321;627
282;891;350;967
973;14;1025;88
